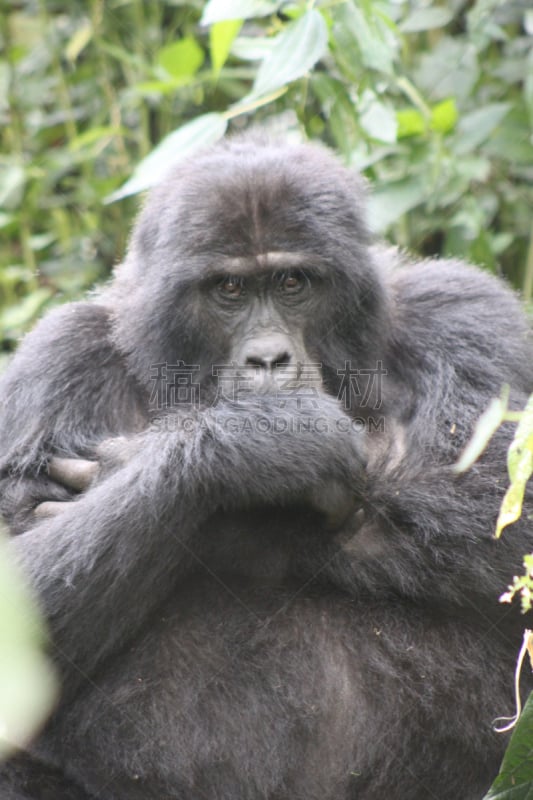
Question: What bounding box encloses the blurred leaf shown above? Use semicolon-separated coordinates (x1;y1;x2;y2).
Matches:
251;10;328;98
454;102;511;155
210;19;242;76
0;288;52;333
157;38;204;79
525;49;533;127
415;38;479;101
483;692;533;798
430;98;458;133
400;7;453;33
311;74;360;157
0;535;57;757
496;394;533;537
65;19;93;63
69;126;123;151
335;2;395;75
230;35;276;61
0;212;14;229
201;0;281;25
397;108;426;138
367;177;428;232
455;393;508;473
360;97;397;143
106;113;228;203
0;165;26;210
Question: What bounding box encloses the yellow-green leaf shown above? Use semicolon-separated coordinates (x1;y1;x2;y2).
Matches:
210;19;242;76
65;20;93;63
430;98;458;133
455;394;507;473
157;38;204;80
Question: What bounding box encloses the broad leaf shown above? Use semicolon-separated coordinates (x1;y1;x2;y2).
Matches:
210;19;242;76
400;7;453;33
106;113;228;203
251;10;328;98
483;692;533;799
201;0;281;25
367;177;427;232
454;102;511;155
157;38;204;79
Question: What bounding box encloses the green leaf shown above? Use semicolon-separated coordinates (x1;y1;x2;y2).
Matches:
0;535;57;757
157;38;204;80
311;74;360;157
0;164;26;210
483;692;533;798
210;19;242;76
495;394;533;536
69;126;123;151
105;113;228;203
455;394;508;474
397;108;426;138
334;3;395;75
360;97;398;143
251;10;328;97
0;288;52;333
201;0;281;25
231;35;276;61
400;7;453;33
430;98;458;133
415;38;479;101
367;177;428;232
454;102;512;155
65;19;93;63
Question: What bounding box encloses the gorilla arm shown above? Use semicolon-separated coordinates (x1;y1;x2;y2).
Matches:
8;396;366;704
0;302;146;535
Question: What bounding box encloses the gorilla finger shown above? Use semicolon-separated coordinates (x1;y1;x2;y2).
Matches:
34;500;72;518
48;457;99;491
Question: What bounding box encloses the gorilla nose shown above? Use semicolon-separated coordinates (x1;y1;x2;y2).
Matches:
244;336;293;371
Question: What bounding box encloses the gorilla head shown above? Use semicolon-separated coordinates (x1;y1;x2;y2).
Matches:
112;137;389;409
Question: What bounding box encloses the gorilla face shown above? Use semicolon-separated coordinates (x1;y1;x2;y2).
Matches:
112;137;389;409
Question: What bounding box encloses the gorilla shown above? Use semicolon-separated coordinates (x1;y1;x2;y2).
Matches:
0;134;532;800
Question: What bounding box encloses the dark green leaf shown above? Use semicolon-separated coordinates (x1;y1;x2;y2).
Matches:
483;692;533;798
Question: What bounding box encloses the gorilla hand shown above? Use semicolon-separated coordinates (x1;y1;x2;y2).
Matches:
34;456;100;520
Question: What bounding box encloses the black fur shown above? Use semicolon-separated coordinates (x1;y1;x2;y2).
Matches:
0;136;532;799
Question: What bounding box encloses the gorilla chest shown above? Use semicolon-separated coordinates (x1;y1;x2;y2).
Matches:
59;580;362;798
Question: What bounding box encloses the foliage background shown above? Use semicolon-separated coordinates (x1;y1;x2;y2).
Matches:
0;0;532;364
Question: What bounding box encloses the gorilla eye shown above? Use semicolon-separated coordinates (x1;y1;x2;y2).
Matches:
278;271;307;294
219;276;245;298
